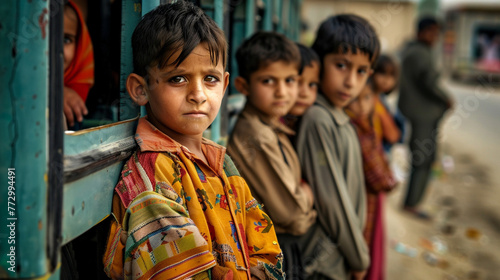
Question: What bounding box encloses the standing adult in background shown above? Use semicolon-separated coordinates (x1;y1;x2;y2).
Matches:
398;17;453;217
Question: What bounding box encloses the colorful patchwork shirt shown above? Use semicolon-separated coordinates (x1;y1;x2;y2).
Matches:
103;118;284;280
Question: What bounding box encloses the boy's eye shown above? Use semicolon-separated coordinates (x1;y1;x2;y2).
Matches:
309;82;319;89
262;78;274;85
358;68;368;75
204;75;219;82
170;76;186;83
336;63;346;70
285;77;296;84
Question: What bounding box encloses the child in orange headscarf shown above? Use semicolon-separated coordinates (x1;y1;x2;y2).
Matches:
346;81;397;280
63;0;94;128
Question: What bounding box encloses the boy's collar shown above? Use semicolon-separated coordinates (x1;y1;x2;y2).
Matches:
315;94;350;125
243;103;296;135
135;117;227;176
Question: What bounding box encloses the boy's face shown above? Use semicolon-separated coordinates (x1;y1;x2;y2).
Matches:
346;84;375;119
143;43;229;139
289;61;319;116
63;6;78;71
320;50;372;108
241;61;299;120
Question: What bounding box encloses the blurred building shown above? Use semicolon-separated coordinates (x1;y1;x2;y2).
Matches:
442;1;500;82
301;0;500;83
300;0;417;53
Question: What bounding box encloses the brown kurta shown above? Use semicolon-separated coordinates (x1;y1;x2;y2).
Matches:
296;94;369;279
227;104;317;236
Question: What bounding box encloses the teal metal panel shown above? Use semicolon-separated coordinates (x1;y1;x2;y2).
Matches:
141;0;160;16
210;0;225;143
274;0;283;33
62;119;137;244
120;0;142;121
229;3;247;96
214;0;224;30
262;0;273;31
62;162;123;245
245;0;256;37
140;0;159;118
0;0;50;277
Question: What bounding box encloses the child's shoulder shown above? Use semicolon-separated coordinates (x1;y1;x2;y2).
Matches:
302;103;335;125
231;107;278;143
222;153;241;178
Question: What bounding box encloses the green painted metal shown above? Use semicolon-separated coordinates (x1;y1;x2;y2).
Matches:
274;0;283;33
141;0;160;16
140;0;159;118
200;0;215;19
120;0;142;121
245;0;256;37
62;119;137;247
62;162;123;245
210;0;225;143
229;2;247;95
262;0;273;31
0;0;50;277
214;0;224;30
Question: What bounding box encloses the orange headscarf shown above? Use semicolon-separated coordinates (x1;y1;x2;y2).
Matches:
64;0;94;102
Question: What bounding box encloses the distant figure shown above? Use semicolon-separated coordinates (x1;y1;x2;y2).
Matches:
63;0;94;128
398;17;452;217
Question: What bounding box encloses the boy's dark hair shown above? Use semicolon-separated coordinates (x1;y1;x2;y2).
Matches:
131;1;227;78
417;17;439;34
311;14;380;66
296;43;320;75
236;31;300;81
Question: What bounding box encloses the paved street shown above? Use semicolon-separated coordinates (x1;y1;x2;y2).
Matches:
386;79;500;280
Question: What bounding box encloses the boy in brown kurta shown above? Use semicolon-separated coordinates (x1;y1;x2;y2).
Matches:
228;32;317;280
296;15;380;280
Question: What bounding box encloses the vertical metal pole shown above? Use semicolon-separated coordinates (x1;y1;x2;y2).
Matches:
0;0;50;277
210;0;225;143
262;0;273;31
245;0;255;37
139;0;160;118
47;0;64;273
119;0;142;121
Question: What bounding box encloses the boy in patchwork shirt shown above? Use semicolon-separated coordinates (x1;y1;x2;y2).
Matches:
103;3;283;279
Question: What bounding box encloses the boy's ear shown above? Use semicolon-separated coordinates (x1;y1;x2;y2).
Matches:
234;76;250;96
223;71;230;95
126;73;149;106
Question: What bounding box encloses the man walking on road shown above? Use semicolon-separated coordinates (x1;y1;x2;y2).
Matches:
398;17;453;217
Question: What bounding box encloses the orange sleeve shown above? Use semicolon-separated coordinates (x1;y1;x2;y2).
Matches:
374;98;400;144
103;194;126;279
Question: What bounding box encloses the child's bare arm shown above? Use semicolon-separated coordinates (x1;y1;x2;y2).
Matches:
63;86;88;127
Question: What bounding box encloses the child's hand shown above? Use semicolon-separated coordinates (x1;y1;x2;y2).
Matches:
64;86;88;127
300;180;314;207
351;270;367;280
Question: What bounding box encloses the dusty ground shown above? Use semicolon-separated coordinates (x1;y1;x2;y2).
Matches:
385;81;500;280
